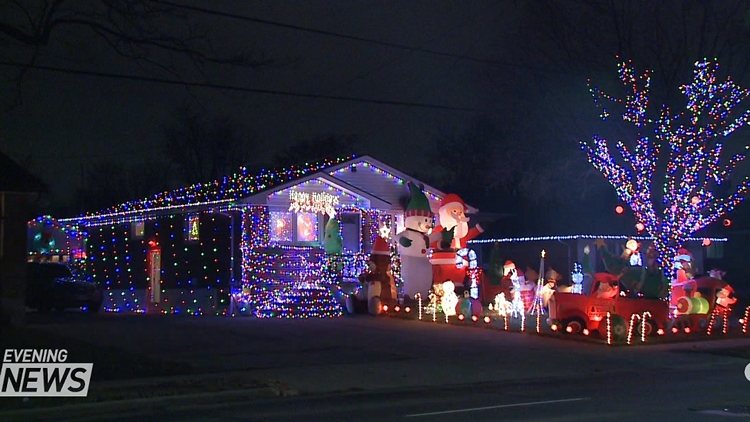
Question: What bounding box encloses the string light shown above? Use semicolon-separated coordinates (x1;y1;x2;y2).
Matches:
416;293;423;321
742;306;750;334
582;58;750;277
469;235;727;244
606;312;612;345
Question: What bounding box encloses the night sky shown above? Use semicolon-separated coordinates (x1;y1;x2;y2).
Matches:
2;1;750;222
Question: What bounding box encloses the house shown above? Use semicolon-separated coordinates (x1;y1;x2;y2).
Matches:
51;155;480;316
1;151;46;326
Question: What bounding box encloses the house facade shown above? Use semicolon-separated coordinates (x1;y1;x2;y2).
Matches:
49;155;475;316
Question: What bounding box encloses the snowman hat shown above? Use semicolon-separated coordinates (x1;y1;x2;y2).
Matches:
440;193;467;210
405;181;434;218
371;236;390;256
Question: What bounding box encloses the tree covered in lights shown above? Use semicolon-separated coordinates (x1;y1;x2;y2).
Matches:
582;59;750;276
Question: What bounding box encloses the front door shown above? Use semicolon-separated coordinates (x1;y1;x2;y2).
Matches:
147;246;162;304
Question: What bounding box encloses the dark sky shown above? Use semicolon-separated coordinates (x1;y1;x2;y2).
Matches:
0;1;513;203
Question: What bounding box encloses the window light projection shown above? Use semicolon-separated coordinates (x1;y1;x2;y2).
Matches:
581;58;750;275
296;212;319;242
269;211;293;243
186;214;200;241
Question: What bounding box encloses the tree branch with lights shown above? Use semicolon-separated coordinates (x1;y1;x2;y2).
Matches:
581;58;750;276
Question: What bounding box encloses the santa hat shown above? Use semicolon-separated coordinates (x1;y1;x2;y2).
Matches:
440;193;467;211
404;181;434;218
371;236;390;256
722;285;734;294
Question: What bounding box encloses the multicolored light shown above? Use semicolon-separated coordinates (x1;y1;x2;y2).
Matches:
582;58;750;276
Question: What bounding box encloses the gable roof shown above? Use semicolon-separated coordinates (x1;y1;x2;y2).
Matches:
0;151;46;194
63;154;478;223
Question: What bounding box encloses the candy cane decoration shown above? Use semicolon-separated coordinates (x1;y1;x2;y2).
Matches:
521;312;526;332
743;306;750;334
627;313;641;345
536;309;541;333
707;307;729;336
504;314;509;331
641;311;651;343
416;293;422;321
606;312;612;345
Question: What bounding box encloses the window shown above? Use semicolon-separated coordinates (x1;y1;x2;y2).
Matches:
296;212;319;242
270;211;294;243
132;221;145;238
186;215;200;242
269;210;322;244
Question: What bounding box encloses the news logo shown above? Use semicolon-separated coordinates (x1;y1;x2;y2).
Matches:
0;349;93;397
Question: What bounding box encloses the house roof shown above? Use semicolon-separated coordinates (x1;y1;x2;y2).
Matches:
0;151;46;194
63;154;479;223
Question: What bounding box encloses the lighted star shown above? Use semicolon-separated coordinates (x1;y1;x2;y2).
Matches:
379;224;390;239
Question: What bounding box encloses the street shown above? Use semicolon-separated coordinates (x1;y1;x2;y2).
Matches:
34;363;750;421
5;311;750;422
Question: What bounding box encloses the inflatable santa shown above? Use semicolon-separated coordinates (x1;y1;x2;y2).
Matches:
397;182;441;300
431;194;484;250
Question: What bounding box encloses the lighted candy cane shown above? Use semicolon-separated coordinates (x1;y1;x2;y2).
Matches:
707;307;727;336
415;293;423;321
641;311;651;343
504;314;509;331
743;306;750;334
521;312;526;332
627;313;641;345
536;309;541;333
606;312;612;345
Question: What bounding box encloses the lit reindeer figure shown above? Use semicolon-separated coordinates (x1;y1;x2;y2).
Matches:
493;293;512;317
509;268;525;318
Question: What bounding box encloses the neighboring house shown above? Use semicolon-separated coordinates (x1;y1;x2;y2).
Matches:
52;155;479;315
0;151;46;326
469;234;726;285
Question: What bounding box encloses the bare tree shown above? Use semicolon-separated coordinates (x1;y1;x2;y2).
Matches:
270;134;360;169
0;0;270;110
162;106;257;185
74;158;173;213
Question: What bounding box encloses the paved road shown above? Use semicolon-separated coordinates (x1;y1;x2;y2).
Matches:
33;363;750;422
9;311;750;422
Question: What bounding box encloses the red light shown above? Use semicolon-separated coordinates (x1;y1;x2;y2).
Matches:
615;205;625;215
458;314;465;321
702;238;711;247
657;328;665;336
551;324;558;331
684;327;691;334
671;327;679;334
483;316;491;324
394;305;401;313
471;315;479;322
582;329;590;336
635;222;645;232
404;306;411;314
566;326;573;333
724;218;732;227
382;305;389;312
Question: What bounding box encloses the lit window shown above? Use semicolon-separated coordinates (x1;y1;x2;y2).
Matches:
270;211;293;243
296;212;319;243
132;221;145;238
186;215;200;241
